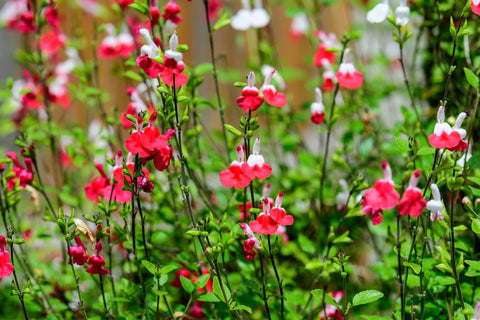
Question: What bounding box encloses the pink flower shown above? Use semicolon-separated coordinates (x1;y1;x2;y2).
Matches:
269;192;294;226
241;137;272;180
250;200;279;235
261;69;287;107
398;170;427;217
313;30;340;66
236;71;264;111
0;235;14;278
428;106;463;150
69;236;89;266
447;112;468;152
319;291;344;320
86;241;110;276
0;0;36;33
362;161;400;224
162;33;188;86
219;145;252;189
472;0;480;16
163;0;182;26
336;49;363;89
39;30;66;55
311;87;325;125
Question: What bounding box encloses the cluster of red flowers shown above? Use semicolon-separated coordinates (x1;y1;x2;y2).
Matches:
0;0;36;33
313;30;363;91
136;30;188;87
362;162;427;225
428;106;468;152
0;235;14;279
236;70;287;112
125;112;175;171
69;237;109;276
219;139;272;189
5;151;33;191
97;24;135;59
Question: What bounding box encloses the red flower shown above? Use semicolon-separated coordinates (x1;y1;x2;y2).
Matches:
239;202;252;220
163;0;183;25
336;49;363;89
219;145;252;189
311;88;325;125
446;111;468;152
6;151;33;191
472;0;480;16
39;30;66;55
236;71;264;111
86;241;110;276
320;291;344;320
85;164;110;203
314;44;337;67
250;199;280;235
0;235;14;278
69;236;89;266
117;0;134;9
171;269;191;288
241;137;272;180
269;192;294;226
162;33;189;87
189;301;207;319
398;170;427;217
261;69;287;107
362;161;400;224
240;223;261;260
428;106;463;150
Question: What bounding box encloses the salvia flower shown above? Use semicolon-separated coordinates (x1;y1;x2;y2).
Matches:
163;0;182;33
0;235;14;278
428;106;465;150
162;33;189;87
240;223;261;260
336;49;363;89
236;71;264;111
472;0;480;16
261;69;287;107
0;0;36;33
448;111;468;152
269;192;294;227
366;0;390;24
241;137;272;180
313;30;340;67
311;87;325;125
69;236;89;266
395;0;410;26
289;13;309;40
98;24;135;59
250;198;280;235
321;61;336;91
6;151;33;191
426;183;444;221
86;241;110;276
219;145;252;189
398;170;427;217
362;161;400;224
84;163;110;203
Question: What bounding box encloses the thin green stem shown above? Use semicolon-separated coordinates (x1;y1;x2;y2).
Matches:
65;240;88;320
268;235;285;320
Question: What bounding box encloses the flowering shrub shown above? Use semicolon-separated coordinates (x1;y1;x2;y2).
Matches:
0;0;480;320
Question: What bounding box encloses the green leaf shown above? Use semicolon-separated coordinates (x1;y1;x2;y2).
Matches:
224;124;242;137
464;68;479;89
403;262;421;275
177;44;189;52
352;290;384;306
231;304;252;313
333;231;353;244
213;12;231;31
161;265;178;275
129;2;148;14
468;177;480;186
311;289;338;307
123;70;143;82
395;136;409;152
213;276;231;303
195;274;211;289
449;16;456;39
142;260;157;276
198;292;221;302
417;146;435;156
233;82;247;87
472;219;480;235
180;276;195;294
152;288;167;297
465;260;480;271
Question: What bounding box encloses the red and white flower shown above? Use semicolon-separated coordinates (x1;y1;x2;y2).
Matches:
426;183;444;221
219;145;252;189
261;69;287;107
241;137;272;180
336;49;363;89
311;87;325;125
398;170;427;217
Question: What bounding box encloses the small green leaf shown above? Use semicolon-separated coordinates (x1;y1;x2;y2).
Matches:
311;289;338;307
213;276;231;303
352;290;384;306
231;304;252;313
464;68;479;89
180;276;195;294
449;16;456;39
177;44;189;52
198;292;221;302
472;219;480;235
142;260;157;276
224;124;242;137
403;262;421;275
213;12;231;31
152;288;167;297
417;146;435;156
195;274;211;289
395;136;409;152
123;70;143;82
161;265;178;275
465;260;480;272
194;63;214;75
233;82;247;87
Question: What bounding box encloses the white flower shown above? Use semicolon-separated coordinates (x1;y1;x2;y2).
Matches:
426;184;444;221
231;0;270;30
261;65;285;90
367;0;390;23
395;0;410;26
290;13;309;37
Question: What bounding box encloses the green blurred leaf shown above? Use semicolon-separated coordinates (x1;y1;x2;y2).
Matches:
352;290;384;306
